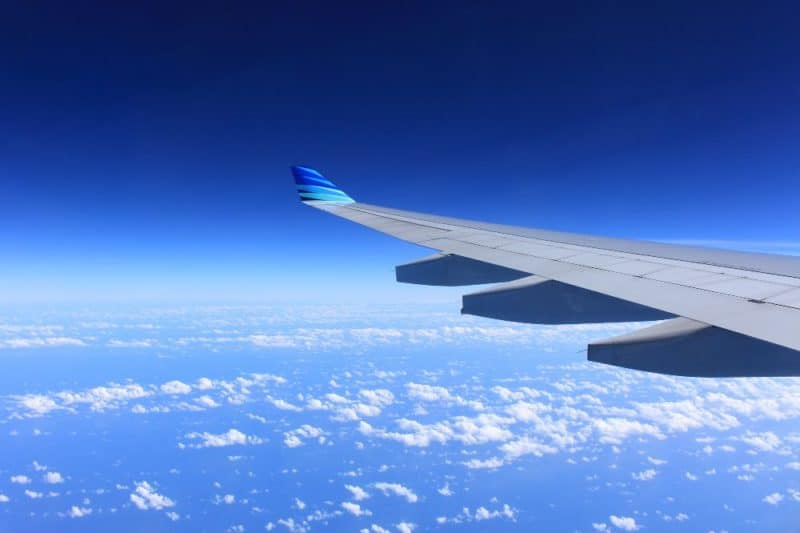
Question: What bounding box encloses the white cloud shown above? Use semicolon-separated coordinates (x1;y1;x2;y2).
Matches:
359;389;395;408
184;429;263;448
11;475;31;484
345;485;370;501
437;483;453;496
593;418;663;445
293;497;305;510
609;515;639;531
283;425;325;448
44;471;64;484
500;437;558;460
359;413;514;449
406;383;459;403
0;337;86;349
15;395;61;416
269;397;303;412
214;494;235;505
341;501;371;517
474;504;516;521
372;483;418;503
763;492;784;505
395;522;416;533
631;469;657;481
160;380;192;395
195;377;214;390
464;457;505;470
592;523;608;532
130;481;175;510
739;431;784;453
25;490;43;499
107;339;153;348
196;395;220;408
68;505;92;518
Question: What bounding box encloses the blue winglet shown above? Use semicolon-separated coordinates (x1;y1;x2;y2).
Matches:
292;166;355;204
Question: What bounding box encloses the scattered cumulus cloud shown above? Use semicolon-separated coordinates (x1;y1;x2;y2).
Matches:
609;515;639;531
184;429;263;448
130;481;175;511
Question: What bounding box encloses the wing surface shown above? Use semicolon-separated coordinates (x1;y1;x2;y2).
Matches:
292;166;800;377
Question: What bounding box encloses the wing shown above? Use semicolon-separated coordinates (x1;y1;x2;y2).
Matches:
291;166;800;377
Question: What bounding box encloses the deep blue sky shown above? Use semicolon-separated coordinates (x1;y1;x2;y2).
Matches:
3;2;799;302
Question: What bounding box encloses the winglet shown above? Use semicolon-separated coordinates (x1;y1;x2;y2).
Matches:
292;166;355;204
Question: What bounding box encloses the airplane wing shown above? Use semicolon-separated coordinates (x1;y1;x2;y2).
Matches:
292;165;800;377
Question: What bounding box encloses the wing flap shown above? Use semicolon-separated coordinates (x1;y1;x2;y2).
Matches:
462;275;674;324
396;254;527;286
589;317;800;377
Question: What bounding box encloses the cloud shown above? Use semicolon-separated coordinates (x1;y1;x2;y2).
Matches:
68;505;92;518
438;503;517;524
130;481;175;510
359;389;395;408
463;457;505;470
609;515;639;531
214;494;235;505
359;413;514;449
195;395;220;408
593;418;664;445
500;437;558;460
406;383;459;403
15;395;61;416
0;337;86;349
195;377;214;390
395;522;416;533
184;429;263;448
437;483;453;496
160;381;192;395
107;339;153;348
269;397;303;412
475;504;516;521
10;475;31;484
44;471;64;484
372;483;418;503
738;431;784;453
345;485;370;501
283;425;325;448
763;492;784;505
25;490;43;499
631;469;657;481
341;501;371;517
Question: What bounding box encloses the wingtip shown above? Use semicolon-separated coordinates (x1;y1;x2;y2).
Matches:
291;165;355;204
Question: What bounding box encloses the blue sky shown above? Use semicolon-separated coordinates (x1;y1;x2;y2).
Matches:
2;2;800;303
2;305;800;531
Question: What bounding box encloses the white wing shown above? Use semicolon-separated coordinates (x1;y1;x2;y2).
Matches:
292;166;800;377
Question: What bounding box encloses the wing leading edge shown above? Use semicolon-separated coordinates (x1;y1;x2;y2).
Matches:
291;166;800;377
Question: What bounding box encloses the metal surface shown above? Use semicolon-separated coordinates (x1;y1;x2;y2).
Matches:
304;197;800;376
